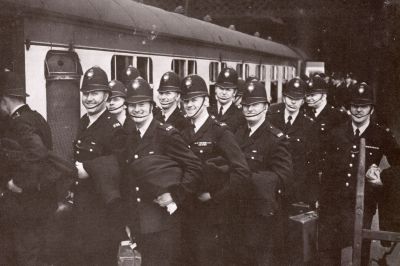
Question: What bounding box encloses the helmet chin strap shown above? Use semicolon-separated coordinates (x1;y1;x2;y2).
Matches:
127;104;153;119
308;94;323;108
85;97;107;110
243;107;267;118
350;108;373;118
108;103;125;112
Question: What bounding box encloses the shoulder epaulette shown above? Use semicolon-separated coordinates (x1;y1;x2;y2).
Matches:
303;113;315;122
268;124;286;139
113;122;121;128
159;122;176;132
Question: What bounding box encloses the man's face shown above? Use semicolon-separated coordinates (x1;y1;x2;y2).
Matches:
107;96;126;115
158;91;180;110
350;104;373;126
242;102;267;124
306;93;325;109
82;90;108;115
183;96;207;119
283;96;304;113
215;86;236;105
127;101;153;125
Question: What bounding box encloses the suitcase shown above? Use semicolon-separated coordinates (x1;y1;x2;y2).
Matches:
287;210;318;264
117;241;142;266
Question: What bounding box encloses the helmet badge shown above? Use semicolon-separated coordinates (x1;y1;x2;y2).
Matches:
126;68;132;76
163;73;169;81
185;77;192;88
224;69;230;78
294;80;300;88
87;69;94;79
109;80;116;87
132;79;140;89
248;82;255;92
358;85;365;94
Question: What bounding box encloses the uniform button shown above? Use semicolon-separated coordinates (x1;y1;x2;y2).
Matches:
347;173;351;177
336;147;340;150
353;145;357;149
251;156;255;160
76;150;80;154
135;187;139;191
126;159;129;163
269;212;274;215
278;189;282;194
369;152;373;155
297;139;300;142
321;128;325;131
199;150;203;154
349;163;353;167
137;198;141;202
75;181;79;185
351;154;355;158
89;149;93;152
77;140;81;144
134;154;139;159
345;182;349;187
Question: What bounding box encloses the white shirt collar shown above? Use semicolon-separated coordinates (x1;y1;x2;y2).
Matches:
314;100;327;117
10;103;26;116
192;112;209;133
87;108;107;128
284;108;299;124
217;100;233;116
352;119;370;136
249;116;265;136
137;114;154;138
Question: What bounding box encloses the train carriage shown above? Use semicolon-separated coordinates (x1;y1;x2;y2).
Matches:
0;0;301;160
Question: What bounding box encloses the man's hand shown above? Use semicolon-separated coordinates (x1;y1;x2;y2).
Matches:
366;164;383;186
198;192;211;202
75;161;89;179
154;192;173;207
7;179;22;193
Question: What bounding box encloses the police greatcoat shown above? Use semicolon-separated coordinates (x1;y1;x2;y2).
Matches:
268;103;319;204
154;106;190;132
209;103;246;133
319;121;400;261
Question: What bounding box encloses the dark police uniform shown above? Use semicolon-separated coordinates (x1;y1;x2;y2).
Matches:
71;67;125;266
121;77;202;266
209;67;246;132
318;83;400;266
235;80;293;265
180;74;251;266
268;78;320;204
0;71;56;266
154;71;190;132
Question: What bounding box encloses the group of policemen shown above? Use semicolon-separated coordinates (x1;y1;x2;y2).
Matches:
0;64;399;266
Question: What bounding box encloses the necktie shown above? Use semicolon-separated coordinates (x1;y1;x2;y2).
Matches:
284;115;292;133
218;106;223;119
137;129;141;138
355;128;360;138
312;109;317;118
161;114;166;123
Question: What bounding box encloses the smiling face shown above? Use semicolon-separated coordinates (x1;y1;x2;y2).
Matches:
350;104;373;127
306;93;325;109
215;86;236;105
82;90;109;115
107;96;126;114
183;96;208;119
127;101;153;126
157;91;180;111
242;102;268;125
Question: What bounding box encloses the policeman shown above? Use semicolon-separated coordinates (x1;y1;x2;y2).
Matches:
154;71;189;132
107;79;136;133
0;71;55;265
72;66;125;266
209;67;246;132
122;65;141;86
304;76;348;169
233;77;245;109
235;80;293;265
120;77;202;265
268;77;319;206
318;82;400;266
180;74;251;265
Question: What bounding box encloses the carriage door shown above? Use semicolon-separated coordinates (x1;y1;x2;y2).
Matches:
45;50;82;161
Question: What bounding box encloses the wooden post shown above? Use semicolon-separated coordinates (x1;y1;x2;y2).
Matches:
352;138;366;266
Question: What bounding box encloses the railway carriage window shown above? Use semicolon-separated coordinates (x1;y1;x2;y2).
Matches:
221;62;227;69
137;56;153;84
255;65;261;79
261;65;266;81
188;60;197;74
209;62;219;82
111;55;133;81
245;64;250;78
172;59;186;79
236;64;243;78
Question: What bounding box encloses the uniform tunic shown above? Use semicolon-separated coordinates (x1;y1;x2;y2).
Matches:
319;121;400;265
268;103;319;204
235;119;293;265
120;118;202;266
181;115;250;266
154;106;190;132
209;102;246;133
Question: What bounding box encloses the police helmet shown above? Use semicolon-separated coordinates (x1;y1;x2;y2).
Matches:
108;80;127;99
158;71;181;93
241;81;268;105
0;70;29;98
181;74;209;100
306;76;327;95
216;67;238;89
350;82;374;105
126;78;153;104
283;77;306;100
123;65;141;86
81;66;110;93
